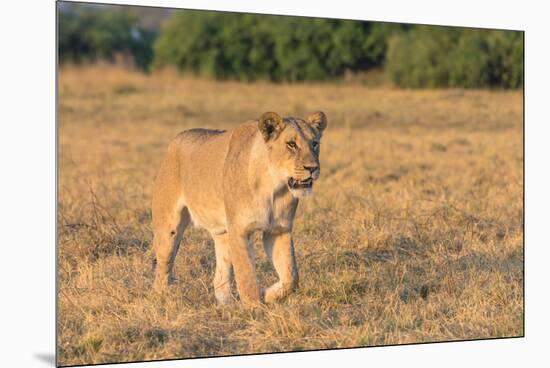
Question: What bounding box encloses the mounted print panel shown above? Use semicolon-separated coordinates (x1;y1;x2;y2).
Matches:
56;1;524;366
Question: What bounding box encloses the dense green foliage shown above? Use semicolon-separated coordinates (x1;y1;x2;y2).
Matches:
154;11;522;87
59;8;155;70
58;6;523;88
385;26;523;88
153;11;404;82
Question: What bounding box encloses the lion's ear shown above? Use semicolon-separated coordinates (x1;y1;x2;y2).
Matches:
306;111;328;134
258;112;284;141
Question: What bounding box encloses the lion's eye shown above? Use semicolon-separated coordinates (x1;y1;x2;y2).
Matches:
286;141;297;150
312;141;319;149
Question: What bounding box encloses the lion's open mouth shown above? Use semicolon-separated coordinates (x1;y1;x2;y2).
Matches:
288;177;313;189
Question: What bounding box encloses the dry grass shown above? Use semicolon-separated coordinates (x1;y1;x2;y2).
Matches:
57;65;523;366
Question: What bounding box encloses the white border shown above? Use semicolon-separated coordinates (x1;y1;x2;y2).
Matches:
2;1;548;367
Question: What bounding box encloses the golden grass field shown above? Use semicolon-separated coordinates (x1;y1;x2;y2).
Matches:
57;65;523;366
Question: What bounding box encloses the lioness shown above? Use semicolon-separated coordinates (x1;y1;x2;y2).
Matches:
151;111;327;305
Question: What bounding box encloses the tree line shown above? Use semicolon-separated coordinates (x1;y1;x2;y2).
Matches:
59;7;523;88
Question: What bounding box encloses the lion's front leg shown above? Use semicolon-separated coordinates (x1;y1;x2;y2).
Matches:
228;232;261;305
212;233;234;305
263;231;299;303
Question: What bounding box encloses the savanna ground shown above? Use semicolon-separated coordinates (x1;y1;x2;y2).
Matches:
57;66;523;366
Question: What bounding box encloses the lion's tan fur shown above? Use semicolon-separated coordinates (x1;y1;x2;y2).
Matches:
151;111;327;305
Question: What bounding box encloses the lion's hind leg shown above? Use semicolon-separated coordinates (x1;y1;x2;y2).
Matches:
152;202;190;291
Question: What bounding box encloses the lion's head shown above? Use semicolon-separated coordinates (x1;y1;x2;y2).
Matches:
258;111;328;197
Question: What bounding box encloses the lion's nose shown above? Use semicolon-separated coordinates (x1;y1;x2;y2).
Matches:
304;165;318;174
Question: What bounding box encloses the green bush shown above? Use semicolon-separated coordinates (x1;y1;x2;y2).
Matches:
59;5;523;88
59;8;155;71
153;11;402;82
385;26;523;88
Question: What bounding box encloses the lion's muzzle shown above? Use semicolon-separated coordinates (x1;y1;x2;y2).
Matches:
288;177;313;189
